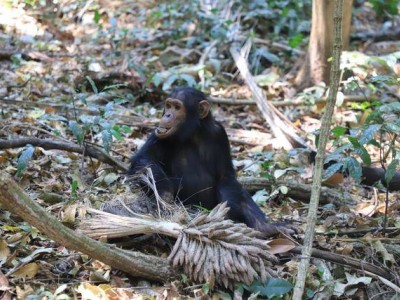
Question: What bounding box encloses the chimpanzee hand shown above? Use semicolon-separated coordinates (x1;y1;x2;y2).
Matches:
256;221;301;238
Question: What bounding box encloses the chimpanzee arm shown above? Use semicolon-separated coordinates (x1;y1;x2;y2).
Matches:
128;135;174;200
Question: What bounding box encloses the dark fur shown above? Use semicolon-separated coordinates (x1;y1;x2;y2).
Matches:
129;87;278;235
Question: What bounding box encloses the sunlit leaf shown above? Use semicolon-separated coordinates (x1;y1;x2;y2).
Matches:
288;33;304;48
94;9;100;24
331;126;347;138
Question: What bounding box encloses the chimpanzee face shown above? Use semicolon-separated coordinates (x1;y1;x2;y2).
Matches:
155;97;210;139
155;98;186;139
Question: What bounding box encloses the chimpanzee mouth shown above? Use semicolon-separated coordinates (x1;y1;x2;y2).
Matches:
155;127;171;136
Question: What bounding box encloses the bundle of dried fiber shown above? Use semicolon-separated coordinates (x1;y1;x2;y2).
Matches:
79;202;278;290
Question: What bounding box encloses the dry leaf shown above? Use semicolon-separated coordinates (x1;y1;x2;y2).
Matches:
12;263;39;279
267;238;296;255
77;282;107;300
0;240;10;264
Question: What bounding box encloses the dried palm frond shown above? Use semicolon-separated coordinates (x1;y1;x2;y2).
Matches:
79;202;277;290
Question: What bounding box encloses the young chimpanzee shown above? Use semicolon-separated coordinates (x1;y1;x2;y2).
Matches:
129;86;283;236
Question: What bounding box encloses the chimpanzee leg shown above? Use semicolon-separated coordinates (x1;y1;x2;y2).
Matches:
217;176;281;237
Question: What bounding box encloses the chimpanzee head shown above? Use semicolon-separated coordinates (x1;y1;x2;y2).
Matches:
155;87;211;140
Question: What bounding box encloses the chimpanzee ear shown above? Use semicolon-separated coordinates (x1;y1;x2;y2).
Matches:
198;100;210;119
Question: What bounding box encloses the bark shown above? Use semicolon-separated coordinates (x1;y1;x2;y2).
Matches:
295;0;353;89
0;171;177;282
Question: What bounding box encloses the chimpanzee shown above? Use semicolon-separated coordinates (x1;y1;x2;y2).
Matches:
129;86;284;236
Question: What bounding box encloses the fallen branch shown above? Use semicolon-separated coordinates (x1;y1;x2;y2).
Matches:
0;137;129;172
0;171;177;281
238;177;357;205
209;95;378;106
230;44;308;149
290;247;393;281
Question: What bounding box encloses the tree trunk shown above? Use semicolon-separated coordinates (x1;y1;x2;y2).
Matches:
295;0;353;90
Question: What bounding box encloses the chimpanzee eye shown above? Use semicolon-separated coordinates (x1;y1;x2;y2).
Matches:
165;103;171;109
175;104;181;111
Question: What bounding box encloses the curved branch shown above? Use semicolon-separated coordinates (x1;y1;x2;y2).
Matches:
0;171;176;281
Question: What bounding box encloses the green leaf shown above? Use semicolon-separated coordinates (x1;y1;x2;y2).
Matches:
385;121;400;135
325;153;345;164
111;127;123;141
151;73;163;87
104;102;114;117
385;159;399;185
162;74;179;91
68;121;84;145
331;126;347;138
70;180;78;200
85;76;98;94
354;147;371;166
331;144;352;156
17;145;35;177
344;157;362;184
323;162;343;179
369;139;381;148
359;124;381;145
288;33;304;48
246;279;293;298
94;9;100;24
102;130;113;152
120;125;132;134
348;136;361;148
179;74;196;87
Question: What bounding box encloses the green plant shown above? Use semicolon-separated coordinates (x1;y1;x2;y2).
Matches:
325;102;400;187
369;0;399;18
245;278;293;299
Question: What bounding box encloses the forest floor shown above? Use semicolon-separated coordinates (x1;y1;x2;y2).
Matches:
0;1;400;299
